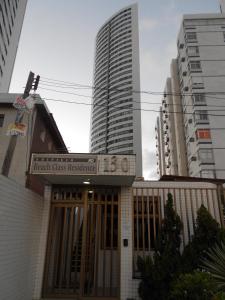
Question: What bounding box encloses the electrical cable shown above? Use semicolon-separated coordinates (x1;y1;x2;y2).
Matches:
40;96;225;118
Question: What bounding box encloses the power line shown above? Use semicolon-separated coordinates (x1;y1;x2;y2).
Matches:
38;86;225;109
39;76;225;97
41;96;225;117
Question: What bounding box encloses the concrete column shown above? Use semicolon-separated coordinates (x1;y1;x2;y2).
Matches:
32;185;52;300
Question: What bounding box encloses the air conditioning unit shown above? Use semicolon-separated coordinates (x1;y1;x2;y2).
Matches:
189;137;195;142
181;57;185;62
183;71;187;76
184;86;189;91
188;119;192;124
179;43;184;49
191;156;197;161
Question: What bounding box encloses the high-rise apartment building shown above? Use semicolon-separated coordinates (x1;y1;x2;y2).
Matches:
156;13;225;179
90;4;142;176
220;0;225;13
0;0;27;92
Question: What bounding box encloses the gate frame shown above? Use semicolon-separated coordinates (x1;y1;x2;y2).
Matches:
42;186;121;300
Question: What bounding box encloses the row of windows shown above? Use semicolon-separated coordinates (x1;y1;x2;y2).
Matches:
95;47;132;76
96;43;131;72
91;121;133;142
110;34;131;53
107;142;133;152
109;64;132;78
94;92;132;109
109;98;133;110
91;129;106;141
108;129;133;139
196;129;211;139
109;74;132;88
94;68;132;97
92;116;107;128
96;15;131;47
94;75;132;99
110;24;131;41
109;59;132;74
91;124;106;137
110;18;131;36
198;148;214;164
108;110;132;121
92;109;107;125
109;68;132;82
108;116;133;127
97;39;132;70
96;51;132;77
108;122;133;133
107;135;133;145
115;150;133;154
109;104;133;115
96;29;131;60
110;9;131;26
91;136;106;147
194;110;209;123
94;78;132;98
109;86;132;98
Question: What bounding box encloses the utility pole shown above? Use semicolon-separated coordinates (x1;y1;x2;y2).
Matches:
1;71;40;177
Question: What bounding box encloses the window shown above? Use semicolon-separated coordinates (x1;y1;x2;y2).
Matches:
223;32;225;42
187;46;199;56
189;60;201;71
196;129;211;139
133;193;160;277
0;114;4;127
198;149;214;163
193;93;206;105
201;170;215;179
192;76;204;89
186;32;197;42
195;110;209;123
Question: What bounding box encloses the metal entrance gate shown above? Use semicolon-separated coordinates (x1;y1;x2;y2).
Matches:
43;186;120;299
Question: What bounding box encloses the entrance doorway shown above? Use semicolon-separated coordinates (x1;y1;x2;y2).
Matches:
43;186;120;299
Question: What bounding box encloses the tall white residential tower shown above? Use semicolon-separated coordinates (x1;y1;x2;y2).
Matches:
220;0;225;13
156;13;225;179
90;4;142;176
0;0;28;92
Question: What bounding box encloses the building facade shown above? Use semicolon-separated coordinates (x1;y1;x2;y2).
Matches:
3;151;223;300
156;13;225;179
90;4;142;177
0;0;27;92
0;93;67;195
220;0;225;13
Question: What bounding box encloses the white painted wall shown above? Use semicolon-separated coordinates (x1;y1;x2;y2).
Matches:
120;180;223;300
0;175;44;300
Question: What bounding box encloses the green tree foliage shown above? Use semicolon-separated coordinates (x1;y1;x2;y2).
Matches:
170;271;216;300
181;205;225;273
137;193;183;300
202;242;225;292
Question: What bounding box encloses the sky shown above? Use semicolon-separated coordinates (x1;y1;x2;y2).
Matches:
9;0;220;179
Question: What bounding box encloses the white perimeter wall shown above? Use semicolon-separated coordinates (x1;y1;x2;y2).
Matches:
0;175;44;300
